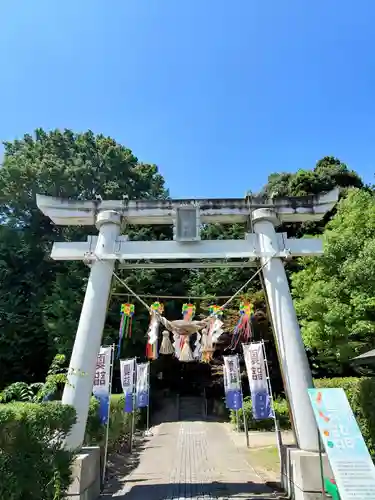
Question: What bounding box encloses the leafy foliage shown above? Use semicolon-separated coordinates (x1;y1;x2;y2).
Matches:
230;396;290;431
0;129;168;388
292;189;375;372
0;401;76;500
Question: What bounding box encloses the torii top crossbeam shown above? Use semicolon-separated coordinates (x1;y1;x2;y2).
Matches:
36;188;338;226
37;188;338;455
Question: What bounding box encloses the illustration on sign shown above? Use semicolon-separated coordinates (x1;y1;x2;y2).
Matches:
308;388;375;499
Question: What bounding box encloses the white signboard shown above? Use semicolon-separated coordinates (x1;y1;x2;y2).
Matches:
309;388;375;499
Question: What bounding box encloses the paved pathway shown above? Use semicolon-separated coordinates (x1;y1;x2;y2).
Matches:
102;420;278;499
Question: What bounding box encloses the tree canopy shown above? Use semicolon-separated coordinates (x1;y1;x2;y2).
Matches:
291;188;375;373
0;128;372;390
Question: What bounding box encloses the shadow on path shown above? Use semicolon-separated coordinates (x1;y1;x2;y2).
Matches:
101;480;286;499
102;435;147;494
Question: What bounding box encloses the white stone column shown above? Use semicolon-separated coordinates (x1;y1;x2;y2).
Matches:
252;208;319;452
62;210;121;451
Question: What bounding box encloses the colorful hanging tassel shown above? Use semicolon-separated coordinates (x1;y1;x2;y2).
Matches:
227;302;254;351
117;303;135;358
151;301;164;315
182;303;196;321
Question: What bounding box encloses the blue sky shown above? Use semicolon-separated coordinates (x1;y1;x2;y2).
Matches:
0;1;374;198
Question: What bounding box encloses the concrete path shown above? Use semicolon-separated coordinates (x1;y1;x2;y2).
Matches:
102;420;280;499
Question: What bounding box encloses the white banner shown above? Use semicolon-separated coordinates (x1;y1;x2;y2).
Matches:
223;355;241;390
120;358;136;394
243;342;273;420
243;343;268;393
93;346;112;396
136;362;150;408
136;363;149;393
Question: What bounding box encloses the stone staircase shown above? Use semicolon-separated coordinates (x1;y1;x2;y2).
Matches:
178;396;205;421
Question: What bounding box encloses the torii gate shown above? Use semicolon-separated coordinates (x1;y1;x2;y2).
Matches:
37;189;338;453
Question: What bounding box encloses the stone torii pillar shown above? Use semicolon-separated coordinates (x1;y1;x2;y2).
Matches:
253;208;316;451
36;190;338;454
62;210;121;450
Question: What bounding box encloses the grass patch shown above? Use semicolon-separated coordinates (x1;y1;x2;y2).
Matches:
247;445;280;474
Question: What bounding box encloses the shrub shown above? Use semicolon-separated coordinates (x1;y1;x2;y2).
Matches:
0;401;76;500
230;396;290;431
0;381;43;403
85;394;140;452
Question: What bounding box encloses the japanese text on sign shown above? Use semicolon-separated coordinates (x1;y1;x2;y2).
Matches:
308;388;375;500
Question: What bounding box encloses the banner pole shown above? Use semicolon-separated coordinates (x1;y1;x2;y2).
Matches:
146;362;150;432
238;354;249;447
130;358;136;453
261;340;282;459
102;344;115;487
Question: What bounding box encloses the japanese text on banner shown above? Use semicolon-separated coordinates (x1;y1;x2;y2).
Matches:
92;346;112;424
93;346;111;396
243;343;273;420
136;363;150;408
120;358;135;413
223;355;242;410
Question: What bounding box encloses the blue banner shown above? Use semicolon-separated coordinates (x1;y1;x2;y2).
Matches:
124;391;134;413
223;355;243;410
136;363;150;409
120;359;136;413
243;343;274;420
95;393;110;424
226;389;243;410
136;390;149;408
92;346;112;423
252;390;273;420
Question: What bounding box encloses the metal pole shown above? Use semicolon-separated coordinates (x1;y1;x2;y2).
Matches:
145;362;151;434
261;340;282;460
130;358;136;453
242;401;250;447
102;344;115;487
318;429;328;499
238;354;250;447
236;354;240;433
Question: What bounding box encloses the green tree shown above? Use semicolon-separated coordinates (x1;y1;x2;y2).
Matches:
0;129;168;387
291;189;375;373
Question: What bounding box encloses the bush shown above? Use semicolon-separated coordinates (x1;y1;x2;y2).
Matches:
230;396;290;431
85;394;140;452
0;401;76;500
